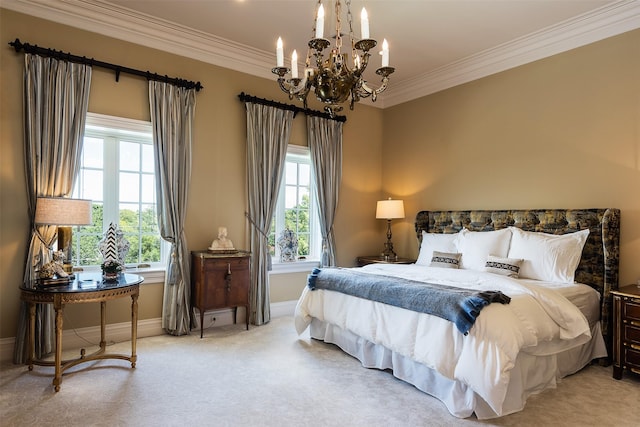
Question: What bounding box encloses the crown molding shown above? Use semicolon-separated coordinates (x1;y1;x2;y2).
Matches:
1;0;275;80
2;0;639;109
382;0;640;108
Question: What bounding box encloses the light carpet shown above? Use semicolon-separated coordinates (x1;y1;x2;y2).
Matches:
1;316;638;427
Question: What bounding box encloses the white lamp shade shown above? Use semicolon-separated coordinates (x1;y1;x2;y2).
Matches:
376;199;405;219
35;197;92;226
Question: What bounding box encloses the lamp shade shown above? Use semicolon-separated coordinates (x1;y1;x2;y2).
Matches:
35;197;92;226
376;199;405;220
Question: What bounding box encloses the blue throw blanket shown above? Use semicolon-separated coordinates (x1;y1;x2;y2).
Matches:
307;268;511;335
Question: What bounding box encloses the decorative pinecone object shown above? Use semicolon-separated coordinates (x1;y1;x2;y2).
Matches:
98;222;130;266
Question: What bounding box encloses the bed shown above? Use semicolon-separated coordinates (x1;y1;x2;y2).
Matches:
294;208;620;419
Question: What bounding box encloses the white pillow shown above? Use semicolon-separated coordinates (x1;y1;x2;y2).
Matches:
507;227;590;284
415;231;459;266
456;228;512;271
430;251;462;269
485;255;523;278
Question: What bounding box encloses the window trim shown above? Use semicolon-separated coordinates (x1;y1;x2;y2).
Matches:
270;145;321;266
269;259;320;274
74;113;168;271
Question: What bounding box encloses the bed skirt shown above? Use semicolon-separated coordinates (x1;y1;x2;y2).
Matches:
308;319;607;419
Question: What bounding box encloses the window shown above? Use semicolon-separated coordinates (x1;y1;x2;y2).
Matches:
71;113;167;269
269;145;321;267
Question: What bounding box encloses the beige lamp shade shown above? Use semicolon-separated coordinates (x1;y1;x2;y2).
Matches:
35;197;93;226
376;199;405;220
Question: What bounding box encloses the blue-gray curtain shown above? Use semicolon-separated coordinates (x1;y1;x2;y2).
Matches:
245;103;293;325
307;116;343;267
14;54;92;363
149;81;196;336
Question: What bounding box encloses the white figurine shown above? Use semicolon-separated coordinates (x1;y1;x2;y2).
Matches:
209;226;234;250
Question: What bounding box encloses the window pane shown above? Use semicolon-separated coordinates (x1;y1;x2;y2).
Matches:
86;204;104;233
77;234;102;265
298;234;310;256
141;174;155;204
298;208;310;232
120;141;140;171
141;235;161;262
299;163;310;186
285;162;297;185
82;170;103;200
124;235;140;264
119;172;140;202
141;144;154;173
83;137;103;168
119;203;140;232
298;187;310;206
285;186;297;209
75;204;104;266
140;204;158;233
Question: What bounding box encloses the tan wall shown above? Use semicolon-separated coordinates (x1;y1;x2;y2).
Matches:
2;9;638;340
383;29;640;286
0;9;383;338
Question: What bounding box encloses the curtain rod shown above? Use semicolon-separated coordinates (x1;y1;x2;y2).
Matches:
9;38;203;92
238;92;347;123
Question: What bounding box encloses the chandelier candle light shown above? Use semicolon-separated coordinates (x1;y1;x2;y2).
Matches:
273;0;395;116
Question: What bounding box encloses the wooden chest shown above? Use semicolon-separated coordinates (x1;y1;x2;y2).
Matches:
191;250;251;338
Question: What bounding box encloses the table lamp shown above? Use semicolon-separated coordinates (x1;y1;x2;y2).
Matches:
376;198;405;260
35;197;93;274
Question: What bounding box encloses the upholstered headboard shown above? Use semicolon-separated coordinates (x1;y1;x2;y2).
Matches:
415;208;620;347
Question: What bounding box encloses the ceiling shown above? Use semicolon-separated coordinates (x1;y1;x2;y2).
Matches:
4;0;639;107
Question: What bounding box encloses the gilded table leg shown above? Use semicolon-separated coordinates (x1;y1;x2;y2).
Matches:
100;301;107;351
27;302;35;371
53;300;64;392
130;293;138;368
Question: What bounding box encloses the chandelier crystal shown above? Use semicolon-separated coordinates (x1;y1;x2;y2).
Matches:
272;0;394;116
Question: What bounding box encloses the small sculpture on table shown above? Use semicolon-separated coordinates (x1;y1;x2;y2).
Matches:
209;226;235;252
38;250;70;285
98;222;129;281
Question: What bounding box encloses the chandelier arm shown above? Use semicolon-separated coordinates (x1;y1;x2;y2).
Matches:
357;73;393;101
276;76;311;99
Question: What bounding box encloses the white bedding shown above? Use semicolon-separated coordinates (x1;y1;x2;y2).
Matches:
294;264;605;419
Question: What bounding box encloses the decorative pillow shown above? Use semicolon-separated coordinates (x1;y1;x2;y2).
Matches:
430;251;462;269
415;231;460;266
507;227;590;284
456;228;512;271
485;255;523;278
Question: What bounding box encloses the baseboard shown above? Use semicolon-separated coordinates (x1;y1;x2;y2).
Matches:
270;299;297;318
0;300;298;363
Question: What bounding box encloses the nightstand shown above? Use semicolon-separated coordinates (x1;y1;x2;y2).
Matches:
611;284;640;379
356;255;415;267
191;250;251;338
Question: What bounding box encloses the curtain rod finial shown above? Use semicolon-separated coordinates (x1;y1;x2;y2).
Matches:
9;38;23;52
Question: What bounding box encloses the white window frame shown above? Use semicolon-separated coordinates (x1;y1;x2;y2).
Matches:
73;113;168;279
270;145;321;274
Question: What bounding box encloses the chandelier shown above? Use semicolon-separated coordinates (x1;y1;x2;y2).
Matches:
272;0;394;116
